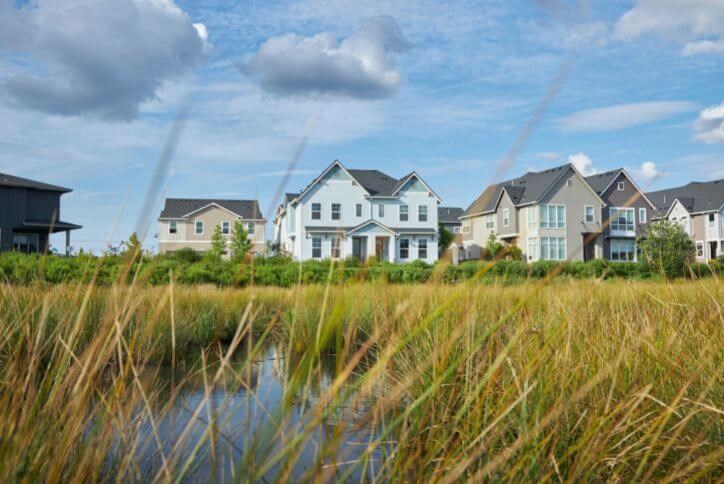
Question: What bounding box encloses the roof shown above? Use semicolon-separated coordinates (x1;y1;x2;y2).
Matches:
647;179;724;215
347;169;400;196
0;172;72;193
23;220;82;232
285;193;299;203
159;199;265;220
438;206;464;224
585;169;621;194
462;163;574;217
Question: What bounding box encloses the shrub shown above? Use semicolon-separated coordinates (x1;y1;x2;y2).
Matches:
638;221;695;278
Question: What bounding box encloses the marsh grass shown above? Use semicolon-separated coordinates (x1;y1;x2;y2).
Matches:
0;276;721;481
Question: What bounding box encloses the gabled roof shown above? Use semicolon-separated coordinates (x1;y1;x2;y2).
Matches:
462;163;599;218
585;168;655;209
438;206;464;224
159;198;265;220
0;172;72;193
345;219;397;236
647;179;724;215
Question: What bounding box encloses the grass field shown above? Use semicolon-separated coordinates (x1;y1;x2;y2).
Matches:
0;278;721;481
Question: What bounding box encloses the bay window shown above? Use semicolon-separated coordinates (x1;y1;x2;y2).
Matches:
610;207;634;232
610;239;636;262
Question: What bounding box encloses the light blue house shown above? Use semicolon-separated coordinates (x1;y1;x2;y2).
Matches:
274;160;442;263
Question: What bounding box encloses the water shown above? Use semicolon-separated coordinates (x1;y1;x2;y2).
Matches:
104;342;391;482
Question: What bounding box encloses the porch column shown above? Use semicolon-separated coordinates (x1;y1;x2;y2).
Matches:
389;237;395;263
370;235;376;260
65;230;71;256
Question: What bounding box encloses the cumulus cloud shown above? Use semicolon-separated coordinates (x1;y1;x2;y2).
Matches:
0;0;210;121
559;101;699;132
568;153;598;176
631;161;662;183
242;16;410;99
693;102;724;143
614;0;724;56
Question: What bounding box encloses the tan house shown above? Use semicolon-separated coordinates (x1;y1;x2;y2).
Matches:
158;199;266;257
459;163;605;262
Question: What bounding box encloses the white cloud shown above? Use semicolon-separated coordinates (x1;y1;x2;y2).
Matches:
0;0;210;120
614;0;724;56
693;102;724;143
559;101;699;132
631;161;662;183
242;16;410;99
681;40;724;56
568;153;598;176
536;151;560;162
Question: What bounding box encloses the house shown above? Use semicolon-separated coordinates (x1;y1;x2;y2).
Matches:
647;179;724;261
158;198;266;257
0;172;81;255
273;160;441;263
438;207;464;234
459;163;604;262
585;169;655;262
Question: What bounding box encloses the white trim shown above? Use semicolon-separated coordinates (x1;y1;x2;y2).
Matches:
296;160;371;202
331;202;342;220
543;164;607;207
617;181;625;191
664;198;691;219
390;172;443;202
159;239;262;244
221;220;231;235
695;240;704;258
584;204;595;223
540;204;566;229
502;207;510;227
638;207;647;224
311;202;322;220
194;220;204;235
609;238;637;262
182;202;244;219
399;204;409;222
168;220;178;235
597;170;656;209
418;204;428;222
345;219;397;236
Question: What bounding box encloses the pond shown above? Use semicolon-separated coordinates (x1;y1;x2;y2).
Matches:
105;341;392;482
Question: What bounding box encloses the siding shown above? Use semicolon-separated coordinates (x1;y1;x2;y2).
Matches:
599;172;651;260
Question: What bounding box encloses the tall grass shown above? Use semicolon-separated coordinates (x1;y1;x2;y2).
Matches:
0;278;721;481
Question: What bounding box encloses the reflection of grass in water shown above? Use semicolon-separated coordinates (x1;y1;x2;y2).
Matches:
0;278;721;481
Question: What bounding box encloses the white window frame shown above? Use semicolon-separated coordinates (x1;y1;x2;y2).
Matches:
418;205;428;222
485;214;495;229
695;241;704;258
503;208;510;227
617;181;625;191
330;237;341;259
639;207;647;224
221;221;230;235
168;220;178;234
453;226;460;234
418;238;428;259
527;237;537;261
247;222;255;235
331;203;341;221
312;237;322;259
462;220;471;234
584;205;595;224
540;204;566;229
378;204;385;218
610;238;637;262
195;221;204;235
400;238;410;259
399;204;409;222
540;237;566;261
527;206;537;228
311;203;321;220
356;203;362;217
610;207;635;232
708;213;715;228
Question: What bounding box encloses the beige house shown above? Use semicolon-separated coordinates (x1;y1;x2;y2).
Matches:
459;164;605;262
158;199;266;257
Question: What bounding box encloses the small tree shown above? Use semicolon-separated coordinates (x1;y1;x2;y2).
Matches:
438;224;454;255
229;221;251;262
638;220;694;278
208;224;227;260
486;232;503;259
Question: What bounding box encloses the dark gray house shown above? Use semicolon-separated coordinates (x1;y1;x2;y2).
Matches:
0;173;81;255
438;207;464;234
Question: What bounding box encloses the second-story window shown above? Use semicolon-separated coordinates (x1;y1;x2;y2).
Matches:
617;181;625;191
610;207;634;231
169;220;177;234
485;214;494;229
356;203;362;217
222;221;230;235
540;204;565;228
378;204;385;217
247;222;255;235
418;205;428;222
503;208;510;227
331;203;341;220
195;221;204;235
639;208;647;224
527;206;537;228
311;203;321;220
708;213;715;228
462;220;470;234
399;204;409;222
584;205;595;223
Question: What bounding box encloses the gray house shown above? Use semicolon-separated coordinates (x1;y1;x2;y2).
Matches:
0;173;81;254
438;207;464;234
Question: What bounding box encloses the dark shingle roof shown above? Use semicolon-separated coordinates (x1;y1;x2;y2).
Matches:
0;172;72;193
647;179;724;214
347;169;401;196
285;193;299;203
463;163;572;217
585;169;622;194
160;199;265;219
438;206;464;224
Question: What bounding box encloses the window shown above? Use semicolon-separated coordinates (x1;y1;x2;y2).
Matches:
610;207;634;232
584;205;595;223
485;214;495;229
540;237;566;260
331;237;341;258
195;221;204;235
331;203;341;220
222;221;230;235
356;203;362;217
312;238;322;258
567;179;573;187
169;220;177;234
503;208;510;227
462;220;470;234
400;239;409;259
399;204;409;222
610;239;636;262
311;203;321;220
708;213;715;228
453;226;460;234
617;181;625;191
527;206;537;228
418;239;428;259
247;222;255;235
378;204;385;217
639;208;647;224
540;205;565;228
527;237;537;261
695;241;704;258
418;205;428;222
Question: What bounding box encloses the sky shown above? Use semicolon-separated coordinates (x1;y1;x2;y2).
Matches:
0;0;722;253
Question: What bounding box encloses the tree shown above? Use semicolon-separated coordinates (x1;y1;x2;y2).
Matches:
229;221;251;262
438;224;454;255
638;220;694;278
208;224;227;260
486;232;503;260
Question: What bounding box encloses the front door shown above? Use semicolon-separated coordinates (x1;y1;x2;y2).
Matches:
709;241;718;260
375;237;389;260
352;237;367;262
583;235;596;262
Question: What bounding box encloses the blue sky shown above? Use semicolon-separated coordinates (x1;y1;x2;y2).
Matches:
0;0;722;252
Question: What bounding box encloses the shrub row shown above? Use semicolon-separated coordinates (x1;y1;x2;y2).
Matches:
0;251;720;287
